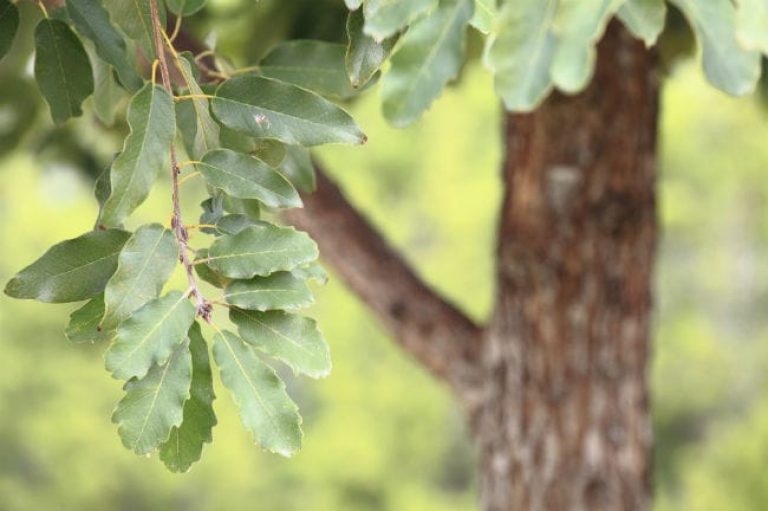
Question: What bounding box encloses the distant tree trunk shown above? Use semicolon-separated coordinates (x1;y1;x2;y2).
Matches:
471;23;658;510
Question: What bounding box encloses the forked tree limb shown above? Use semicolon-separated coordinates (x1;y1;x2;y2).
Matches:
285;168;485;396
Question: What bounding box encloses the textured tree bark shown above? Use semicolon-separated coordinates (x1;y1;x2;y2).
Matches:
472;23;658;511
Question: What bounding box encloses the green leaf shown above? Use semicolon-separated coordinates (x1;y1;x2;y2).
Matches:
346;9;396;88
736;0;768;53
363;0;438;40
345;0;363;10
471;0;496;33
194;249;232;289
672;0;761;96
0;0;19;61
279;146;316;193
174;54;219;159
617;0;667;46
103;0;163;56
34;19;95;124
486;0;557;112
213;330;302;457
205;224;319;279
105;291;196;380
5;229;130;303
197;149;300;208
159;323;216;472
215;214;255;236
67;0;143;91
113;339;192;455
292;262;329;285
382;0;473;127
166;0;206;16
224;273;313;311
65;294;113;344
99;84;176;227
260;40;358;99
550;0;623;93
230;309;331;379
91;56;123;126
101;224;178;331
211;75;366;147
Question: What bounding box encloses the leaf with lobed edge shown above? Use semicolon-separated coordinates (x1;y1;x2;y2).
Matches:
101;224;178;331
230;309;332;379
4;229;130;303
197;149;301;208
211;75;366;147
34;19;94;124
66;294;114;344
0;0;20;61
617;0;667;47
382;0;474;127
735;0;768;53
292;262;329;285
205;224;319;280
471;0;496;33
224;272;314;311
105;291;196;381
213;330;302;457
113;339;192;455
99;84;176;228
159;323;216;472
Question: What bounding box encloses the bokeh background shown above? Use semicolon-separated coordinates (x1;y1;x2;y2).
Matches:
2;1;768;510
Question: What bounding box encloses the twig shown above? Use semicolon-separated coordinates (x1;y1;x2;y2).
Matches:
149;0;212;323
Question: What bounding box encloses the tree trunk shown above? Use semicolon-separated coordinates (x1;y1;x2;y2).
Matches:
471;24;658;511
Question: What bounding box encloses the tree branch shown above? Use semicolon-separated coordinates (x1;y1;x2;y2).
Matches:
284;167;484;396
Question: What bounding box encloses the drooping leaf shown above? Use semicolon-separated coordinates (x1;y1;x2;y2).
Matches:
213;330;302;457
34;19;95;124
471;0;496;33
166;0;207;16
224;273;313;311
159;323;216;472
279;146;316;193
103;0;164;55
4;229;130;303
382;0;473;127
736;0;768;53
101;224;178;331
363;0;438;40
0;0;19;61
618;0;667;46
91;56;123;126
105;291;196;380
211;75;366;146
67;0;143;91
65;294;113;344
113;340;192;455
230;309;331;379
99;84;176;227
174;54;219;159
486;0;557;112
260;40;358;99
197;149;301;208
205;224;319;279
550;0;623;93
346;9;397;88
672;0;761;96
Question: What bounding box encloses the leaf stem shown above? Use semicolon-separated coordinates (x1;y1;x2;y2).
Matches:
149;0;212;323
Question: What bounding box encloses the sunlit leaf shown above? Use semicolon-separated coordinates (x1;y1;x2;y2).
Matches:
34;19;94;124
363;0;438;40
213;330;302;457
230;309;331;378
205;224;318;279
618;0;667;47
382;0;473;127
736;0;768;53
471;0;496;33
5;229;130;303
113;340;192;455
105;291;196;381
65;294;113;344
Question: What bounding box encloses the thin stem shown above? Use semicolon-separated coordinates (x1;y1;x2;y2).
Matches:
149;0;212;323
178;171;201;186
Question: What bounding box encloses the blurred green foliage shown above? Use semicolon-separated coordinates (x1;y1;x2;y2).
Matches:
3;1;768;509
